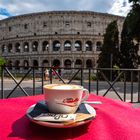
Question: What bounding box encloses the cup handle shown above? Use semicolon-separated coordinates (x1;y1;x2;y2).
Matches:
80;88;89;103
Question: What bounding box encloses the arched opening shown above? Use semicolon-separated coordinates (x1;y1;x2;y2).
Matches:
85;41;92;51
8;44;13;53
33;60;38;69
64;41;71;51
15;43;21;52
53;40;61;51
64;59;71;68
96;41;102;51
32;41;38;52
23;42;29;52
42;41;49;51
23;60;29;70
75;59;82;68
15;60;20;70
42;60;49;67
75;41;82;51
52;59;60;67
1;45;6;53
7;60;13;70
86;59;93;68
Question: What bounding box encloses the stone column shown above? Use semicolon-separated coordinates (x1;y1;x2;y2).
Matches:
82;40;86;52
71;39;75;52
61;40;64;52
20;42;23;53
29;42;32;53
49;39;52;53
38;40;42;53
93;41;96;52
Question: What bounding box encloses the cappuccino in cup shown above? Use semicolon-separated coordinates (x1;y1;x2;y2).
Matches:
43;84;89;114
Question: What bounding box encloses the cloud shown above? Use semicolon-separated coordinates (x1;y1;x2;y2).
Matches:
0;0;131;20
108;0;132;16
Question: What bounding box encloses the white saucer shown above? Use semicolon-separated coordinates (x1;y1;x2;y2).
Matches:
26;104;96;128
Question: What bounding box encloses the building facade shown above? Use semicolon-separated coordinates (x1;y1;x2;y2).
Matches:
0;11;124;70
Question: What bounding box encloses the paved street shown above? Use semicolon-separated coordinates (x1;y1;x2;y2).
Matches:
0;78;140;103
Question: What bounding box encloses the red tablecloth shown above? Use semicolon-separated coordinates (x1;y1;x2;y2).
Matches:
0;94;140;140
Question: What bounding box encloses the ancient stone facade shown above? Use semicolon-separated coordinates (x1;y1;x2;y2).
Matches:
0;11;124;70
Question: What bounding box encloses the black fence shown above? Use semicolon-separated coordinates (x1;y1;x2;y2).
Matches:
1;65;140;103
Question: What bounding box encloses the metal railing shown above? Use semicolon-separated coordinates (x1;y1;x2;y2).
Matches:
1;65;140;103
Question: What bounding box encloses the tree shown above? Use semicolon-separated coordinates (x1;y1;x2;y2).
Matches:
98;20;120;68
120;0;140;68
97;20;120;80
0;57;6;66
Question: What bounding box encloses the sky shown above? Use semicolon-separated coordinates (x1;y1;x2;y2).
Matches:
0;0;132;20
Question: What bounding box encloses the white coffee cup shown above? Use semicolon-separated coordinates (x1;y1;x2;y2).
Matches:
43;84;89;114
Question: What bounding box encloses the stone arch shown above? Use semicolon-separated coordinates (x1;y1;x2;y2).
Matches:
33;60;39;69
15;60;20;70
64;40;71;51
64;59;72;68
53;40;61;51
32;41;38;52
86;59;93;68
1;45;6;53
75;59;82;68
96;41;102;51
85;41;92;51
42;60;49;67
42;41;49;51
23;42;29;52
7;60;13;70
15;43;21;52
7;43;13;53
52;59;60;67
23;60;29;69
75;40;82;51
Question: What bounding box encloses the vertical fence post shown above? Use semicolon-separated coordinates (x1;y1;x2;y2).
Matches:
123;71;126;102
131;70;133;102
81;68;83;86
138;71;140;102
96;69;99;96
32;67;35;96
50;68;52;84
1;65;4;99
88;68;91;93
41;67;44;94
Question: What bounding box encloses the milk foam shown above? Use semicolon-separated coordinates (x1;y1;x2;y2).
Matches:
45;84;81;90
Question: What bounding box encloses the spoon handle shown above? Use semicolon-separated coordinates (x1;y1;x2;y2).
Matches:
84;101;102;104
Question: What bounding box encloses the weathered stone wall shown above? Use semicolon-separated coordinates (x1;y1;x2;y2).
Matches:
0;11;124;70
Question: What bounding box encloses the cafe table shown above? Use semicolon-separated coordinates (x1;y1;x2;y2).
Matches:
1;93;140;140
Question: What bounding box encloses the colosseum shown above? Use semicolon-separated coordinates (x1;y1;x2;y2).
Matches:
0;11;124;72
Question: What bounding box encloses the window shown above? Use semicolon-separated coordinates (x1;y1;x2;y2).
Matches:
42;41;49;51
53;41;61;51
23;42;29;52
86;59;93;68
96;41;102;51
75;41;82;51
65;21;70;26
75;59;82;68
87;22;91;27
8;44;13;53
24;24;28;29
64;59;71;68
15;43;20;52
32;41;38;52
43;22;47;27
2;45;6;53
64;41;71;51
85;41;92;51
9;27;11;32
